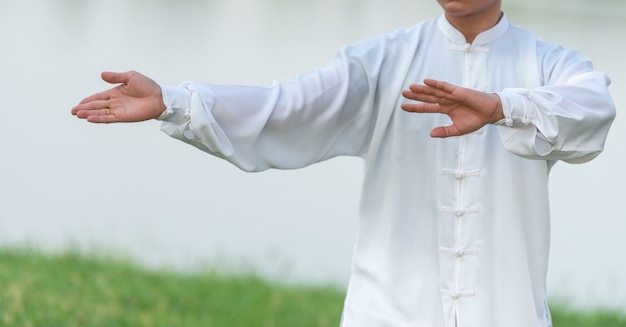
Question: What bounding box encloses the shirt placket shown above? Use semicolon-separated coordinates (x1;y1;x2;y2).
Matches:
439;42;489;327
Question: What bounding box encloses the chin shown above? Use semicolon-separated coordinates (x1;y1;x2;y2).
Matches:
437;0;500;17
438;1;471;15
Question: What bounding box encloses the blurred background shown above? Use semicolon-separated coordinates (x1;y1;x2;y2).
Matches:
0;0;624;310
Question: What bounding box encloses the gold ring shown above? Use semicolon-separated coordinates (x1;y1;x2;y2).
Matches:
105;107;110;115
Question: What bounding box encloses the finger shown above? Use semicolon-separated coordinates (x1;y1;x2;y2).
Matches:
407;84;444;97
430;125;462;138
407;84;455;102
401;102;445;114
101;71;132;85
408;82;446;97
421;80;466;105
402;86;443;101
74;107;108;119
423;79;457;94
76;107;111;119
402;91;448;104
77;88;118;106
86;115;112;124
72;99;110;115
402;89;455;105
86;110;117;124
76;71;129;104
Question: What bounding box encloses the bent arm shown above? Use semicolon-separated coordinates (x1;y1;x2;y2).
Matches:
496;44;616;164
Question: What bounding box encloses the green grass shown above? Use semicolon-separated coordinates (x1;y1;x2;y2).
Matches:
0;248;624;327
0;248;343;327
550;308;626;327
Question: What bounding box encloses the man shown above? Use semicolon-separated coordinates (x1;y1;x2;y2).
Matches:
71;0;615;326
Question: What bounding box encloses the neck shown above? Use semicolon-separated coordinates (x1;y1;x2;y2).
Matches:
445;10;503;44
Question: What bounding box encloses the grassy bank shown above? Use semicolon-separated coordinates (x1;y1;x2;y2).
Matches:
0;248;624;327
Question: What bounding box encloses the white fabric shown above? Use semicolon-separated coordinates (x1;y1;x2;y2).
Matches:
158;14;615;327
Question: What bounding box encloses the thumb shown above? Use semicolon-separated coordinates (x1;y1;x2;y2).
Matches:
101;71;132;85
430;125;461;138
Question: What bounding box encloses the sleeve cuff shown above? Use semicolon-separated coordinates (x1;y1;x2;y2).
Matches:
495;90;554;157
157;85;190;123
495;90;532;128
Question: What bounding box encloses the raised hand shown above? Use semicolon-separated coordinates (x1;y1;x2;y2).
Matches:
71;71;166;123
401;79;504;138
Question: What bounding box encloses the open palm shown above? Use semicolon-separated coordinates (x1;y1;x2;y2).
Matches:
71;71;166;123
401;79;504;138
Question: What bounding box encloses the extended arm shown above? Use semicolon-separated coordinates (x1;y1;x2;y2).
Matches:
72;51;379;172
156;59;374;171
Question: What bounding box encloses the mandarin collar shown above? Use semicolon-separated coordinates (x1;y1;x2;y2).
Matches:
437;13;509;46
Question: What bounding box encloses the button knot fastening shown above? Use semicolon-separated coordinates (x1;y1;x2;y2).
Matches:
455;250;465;258
455;210;464;217
450;293;461;300
455;171;466;179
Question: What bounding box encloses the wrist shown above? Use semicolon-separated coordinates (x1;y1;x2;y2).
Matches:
153;88;167;120
490;93;505;123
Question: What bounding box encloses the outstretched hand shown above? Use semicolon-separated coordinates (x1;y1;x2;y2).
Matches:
401;79;504;138
71;71;166;123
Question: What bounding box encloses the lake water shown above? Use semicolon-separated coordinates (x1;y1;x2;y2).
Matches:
1;0;625;310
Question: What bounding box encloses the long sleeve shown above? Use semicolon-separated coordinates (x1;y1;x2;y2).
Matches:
157;53;377;172
496;41;616;164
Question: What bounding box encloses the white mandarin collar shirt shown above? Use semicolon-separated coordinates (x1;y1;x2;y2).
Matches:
158;14;615;327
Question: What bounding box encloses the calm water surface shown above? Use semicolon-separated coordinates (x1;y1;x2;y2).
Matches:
0;0;624;309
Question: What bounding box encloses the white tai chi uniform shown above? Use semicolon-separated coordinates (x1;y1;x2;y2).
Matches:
157;14;615;327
